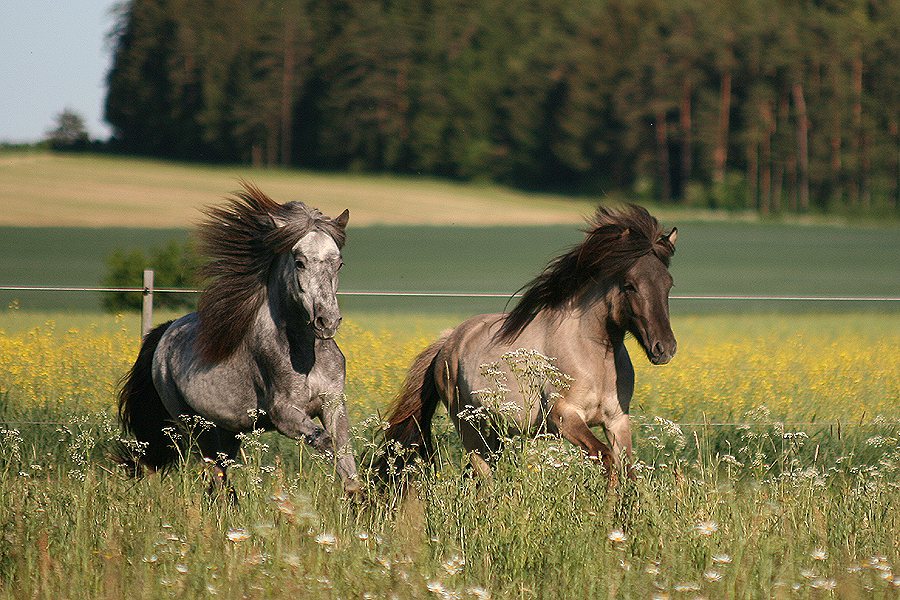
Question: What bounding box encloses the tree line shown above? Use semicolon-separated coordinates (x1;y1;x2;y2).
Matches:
105;0;900;213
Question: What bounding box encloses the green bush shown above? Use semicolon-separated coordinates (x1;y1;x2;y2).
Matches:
102;241;200;312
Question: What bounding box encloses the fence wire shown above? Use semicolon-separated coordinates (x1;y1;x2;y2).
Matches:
3;284;900;302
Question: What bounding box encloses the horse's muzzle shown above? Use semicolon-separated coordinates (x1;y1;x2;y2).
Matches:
313;314;342;339
648;339;677;365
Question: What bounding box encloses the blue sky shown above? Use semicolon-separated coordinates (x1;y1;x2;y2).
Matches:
0;0;117;143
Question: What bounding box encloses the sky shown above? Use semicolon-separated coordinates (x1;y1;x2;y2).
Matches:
0;0;117;144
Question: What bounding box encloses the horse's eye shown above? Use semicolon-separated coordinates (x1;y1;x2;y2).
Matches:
295;259;306;270
622;282;636;293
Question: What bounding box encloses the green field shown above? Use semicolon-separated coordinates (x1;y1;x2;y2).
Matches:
2;154;900;599
2;220;900;314
3;151;900;314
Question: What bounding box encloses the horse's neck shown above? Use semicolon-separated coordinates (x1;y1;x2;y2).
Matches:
565;285;626;349
255;288;316;360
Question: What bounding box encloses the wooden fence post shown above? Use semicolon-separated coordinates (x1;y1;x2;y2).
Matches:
142;269;154;339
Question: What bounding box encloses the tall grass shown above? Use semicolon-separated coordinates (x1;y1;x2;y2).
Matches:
2;405;899;598
0;311;899;598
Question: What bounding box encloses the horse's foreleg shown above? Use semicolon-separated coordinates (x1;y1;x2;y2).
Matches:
550;404;614;475
270;402;360;494
270;404;333;449
319;394;361;494
602;413;634;480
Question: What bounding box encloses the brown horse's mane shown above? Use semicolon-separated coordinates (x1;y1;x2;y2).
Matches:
498;203;674;343
196;182;347;362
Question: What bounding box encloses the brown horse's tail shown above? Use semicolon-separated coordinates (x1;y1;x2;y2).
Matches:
115;321;181;476
374;336;447;481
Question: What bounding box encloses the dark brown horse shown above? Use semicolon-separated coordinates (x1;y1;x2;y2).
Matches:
377;204;677;479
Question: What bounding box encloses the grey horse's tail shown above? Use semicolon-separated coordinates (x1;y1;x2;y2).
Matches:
116;321;180;476
374;336;447;481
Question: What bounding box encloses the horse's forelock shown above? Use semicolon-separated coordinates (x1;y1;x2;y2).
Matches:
268;202;347;252
578;204;670;278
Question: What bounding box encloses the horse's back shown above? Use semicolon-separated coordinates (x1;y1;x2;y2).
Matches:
436;313;506;383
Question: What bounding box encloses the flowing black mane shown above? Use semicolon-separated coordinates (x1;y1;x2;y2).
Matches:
498;204;674;342
196;182;347;362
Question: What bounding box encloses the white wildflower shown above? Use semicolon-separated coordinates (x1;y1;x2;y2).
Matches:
608;528;628;543
703;570;723;582
810;548;828;561
810;578;837;591
225;528;250;543
441;554;466;575
467;586;492;599
695;521;719;536
315;532;337;550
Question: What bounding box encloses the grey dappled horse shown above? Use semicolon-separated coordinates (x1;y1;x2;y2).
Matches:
118;183;360;494
378;204;676;480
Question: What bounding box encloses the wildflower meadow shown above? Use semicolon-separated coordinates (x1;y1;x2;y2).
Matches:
1;310;899;599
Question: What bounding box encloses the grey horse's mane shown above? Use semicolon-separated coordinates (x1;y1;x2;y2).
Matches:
196;182;346;362
497;203;674;343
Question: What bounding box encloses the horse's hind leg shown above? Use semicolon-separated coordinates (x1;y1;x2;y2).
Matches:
196;427;241;498
454;418;497;489
466;451;495;494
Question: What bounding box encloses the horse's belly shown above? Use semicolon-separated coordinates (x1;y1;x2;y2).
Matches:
185;372;260;427
156;345;259;431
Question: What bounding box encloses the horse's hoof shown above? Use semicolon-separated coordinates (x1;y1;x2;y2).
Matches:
342;479;367;503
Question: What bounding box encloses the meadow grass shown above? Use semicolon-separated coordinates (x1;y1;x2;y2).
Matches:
3;154;899;598
1;311;900;598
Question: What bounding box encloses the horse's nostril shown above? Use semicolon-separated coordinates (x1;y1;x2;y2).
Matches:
315;315;341;332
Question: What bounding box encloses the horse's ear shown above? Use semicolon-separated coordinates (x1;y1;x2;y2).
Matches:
667;227;677;246
334;209;349;230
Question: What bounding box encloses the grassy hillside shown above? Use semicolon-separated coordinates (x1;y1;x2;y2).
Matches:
0;152;597;227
